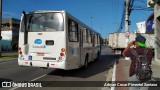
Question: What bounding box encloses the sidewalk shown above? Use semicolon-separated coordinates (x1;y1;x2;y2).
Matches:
114;57;160;90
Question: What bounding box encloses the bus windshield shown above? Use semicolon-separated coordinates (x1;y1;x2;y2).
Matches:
22;13;64;32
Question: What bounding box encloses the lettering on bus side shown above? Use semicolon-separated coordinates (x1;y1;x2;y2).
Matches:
32;45;46;48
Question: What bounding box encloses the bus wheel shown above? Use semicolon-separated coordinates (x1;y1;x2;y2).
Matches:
83;55;88;69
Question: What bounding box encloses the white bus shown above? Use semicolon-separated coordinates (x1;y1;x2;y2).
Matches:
18;10;101;70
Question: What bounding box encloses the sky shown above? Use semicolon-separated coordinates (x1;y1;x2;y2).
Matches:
2;0;153;38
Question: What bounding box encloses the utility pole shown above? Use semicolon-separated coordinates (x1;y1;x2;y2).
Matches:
125;0;130;60
0;0;2;57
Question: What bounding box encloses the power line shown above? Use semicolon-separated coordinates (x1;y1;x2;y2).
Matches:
129;0;135;15
116;0;153;33
116;0;135;33
132;7;154;11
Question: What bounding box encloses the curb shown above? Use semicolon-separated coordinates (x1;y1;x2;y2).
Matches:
106;66;114;81
101;63;114;90
111;61;116;90
0;58;18;63
101;60;116;90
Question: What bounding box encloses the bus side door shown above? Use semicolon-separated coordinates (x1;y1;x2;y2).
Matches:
79;28;83;66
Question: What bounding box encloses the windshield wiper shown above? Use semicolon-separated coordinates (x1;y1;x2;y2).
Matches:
30;14;46;23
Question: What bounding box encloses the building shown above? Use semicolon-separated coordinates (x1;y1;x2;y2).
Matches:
147;0;160;63
2;18;20;31
1;18;20;51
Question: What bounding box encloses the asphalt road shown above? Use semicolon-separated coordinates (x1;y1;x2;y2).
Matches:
0;46;120;90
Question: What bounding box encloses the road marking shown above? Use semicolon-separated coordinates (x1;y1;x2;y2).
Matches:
9;74;47;90
111;61;116;90
30;74;46;81
101;60;115;90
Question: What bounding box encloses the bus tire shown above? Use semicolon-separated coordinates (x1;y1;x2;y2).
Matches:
83;55;88;69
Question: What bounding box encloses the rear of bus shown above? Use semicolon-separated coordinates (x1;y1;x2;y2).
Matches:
18;10;68;69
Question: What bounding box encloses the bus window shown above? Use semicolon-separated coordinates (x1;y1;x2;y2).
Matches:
87;30;91;43
83;28;87;43
97;35;100;44
95;34;98;44
27;13;64;32
90;31;93;43
68;20;78;42
91;32;95;46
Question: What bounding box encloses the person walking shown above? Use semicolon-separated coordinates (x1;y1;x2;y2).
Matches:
123;35;154;90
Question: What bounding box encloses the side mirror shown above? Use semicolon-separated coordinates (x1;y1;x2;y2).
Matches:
22;11;27;30
22;11;28;45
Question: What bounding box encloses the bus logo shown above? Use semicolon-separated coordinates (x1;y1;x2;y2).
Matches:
33;45;46;49
34;39;42;44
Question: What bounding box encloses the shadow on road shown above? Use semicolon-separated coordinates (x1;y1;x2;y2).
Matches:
48;54;121;78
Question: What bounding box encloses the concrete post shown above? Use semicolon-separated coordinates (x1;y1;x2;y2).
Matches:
125;0;130;60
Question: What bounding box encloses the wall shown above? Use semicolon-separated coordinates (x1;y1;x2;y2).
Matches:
154;1;160;62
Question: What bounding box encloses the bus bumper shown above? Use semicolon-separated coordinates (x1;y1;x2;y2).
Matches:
18;59;70;70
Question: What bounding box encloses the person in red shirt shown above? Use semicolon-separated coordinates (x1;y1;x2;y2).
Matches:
123;35;153;90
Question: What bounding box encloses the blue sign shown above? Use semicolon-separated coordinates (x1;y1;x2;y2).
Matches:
34;39;42;44
146;19;154;31
28;56;32;60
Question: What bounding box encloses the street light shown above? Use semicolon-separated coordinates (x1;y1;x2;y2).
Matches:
90;17;93;28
